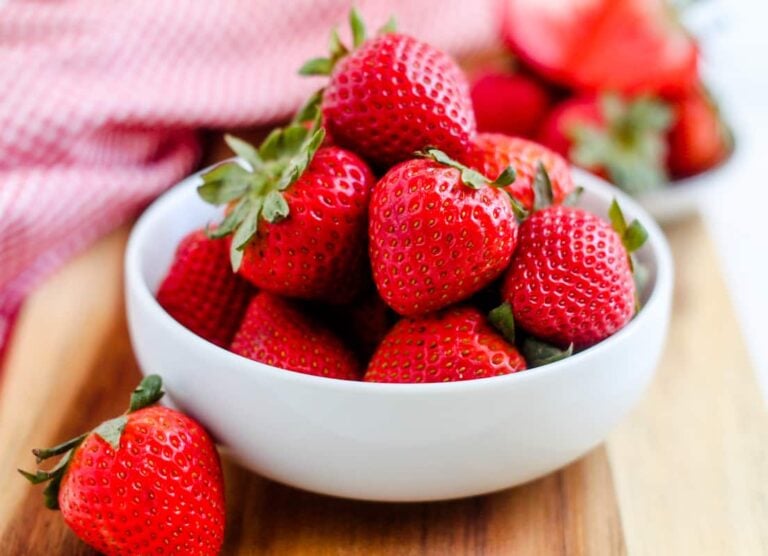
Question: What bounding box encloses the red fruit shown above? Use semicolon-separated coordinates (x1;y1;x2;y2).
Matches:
537;96;603;159
304;12;475;169
471;71;552;138
157;229;253;347
231;292;360;380
198;129;375;304
500;0;699;97
537;94;674;194
667;86;732;178
466;133;574;211
237;147;375;302
21;376;225;556
368;152;518;317
325;289;397;363
502;203;646;349
364;306;527;383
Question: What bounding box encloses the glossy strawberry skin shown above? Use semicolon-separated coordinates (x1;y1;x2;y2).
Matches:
322;33;476;169
668;87;731;178
157;230;253;347
58;406;225;556
502;206;636;349
238;147;375;304
465;133;575;211
231;292;360;380
369;159;518;317
500;0;698;97
471;71;552;138
364;306;527;383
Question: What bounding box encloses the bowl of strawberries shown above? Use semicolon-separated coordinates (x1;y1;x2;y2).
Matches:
470;0;735;222
126;10;673;502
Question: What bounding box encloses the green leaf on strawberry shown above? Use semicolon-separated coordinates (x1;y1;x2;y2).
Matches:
522;337;574;368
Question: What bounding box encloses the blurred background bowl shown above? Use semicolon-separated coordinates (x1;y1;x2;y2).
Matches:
125;167;673;502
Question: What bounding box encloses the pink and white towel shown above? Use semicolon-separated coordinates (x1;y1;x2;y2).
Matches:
0;0;495;351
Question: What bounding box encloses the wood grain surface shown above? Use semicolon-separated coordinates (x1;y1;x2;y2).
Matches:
0;137;765;554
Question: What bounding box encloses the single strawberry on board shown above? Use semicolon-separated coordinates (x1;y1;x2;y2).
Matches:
368;149;520;317
20;375;225;556
300;10;476;169
364;305;527;383
157;229;253;347
537;94;674;194
667;85;732;178
197;127;375;304
231;292;360;380
500;0;699;97
470;70;552;138
502;198;647;350
465;133;575;211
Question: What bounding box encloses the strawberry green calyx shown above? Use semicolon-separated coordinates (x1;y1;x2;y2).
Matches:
569;93;673;194
489;302;516;345
417;148;526;219
198;125;326;270
608;198;649;311
19;375;166;510
298;8;397;77
608;199;648;255
522;337;574;368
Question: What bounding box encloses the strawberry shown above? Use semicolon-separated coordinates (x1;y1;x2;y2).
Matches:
470;71;552;138
667;85;732;178
300;10;475;169
157;229;253;347
197;128;375;304
364;306;527;383
537;94;673;194
501;200;647;349
20;376;225;556
231;292;360;380
465;133;575;211
368;149;519;317
500;0;699;97
324;288;398;363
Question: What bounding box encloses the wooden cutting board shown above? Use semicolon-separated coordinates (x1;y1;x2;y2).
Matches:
1;135;767;555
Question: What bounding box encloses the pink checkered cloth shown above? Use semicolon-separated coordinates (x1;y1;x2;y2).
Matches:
0;0;495;351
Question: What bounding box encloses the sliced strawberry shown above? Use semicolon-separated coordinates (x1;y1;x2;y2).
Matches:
500;0;699;97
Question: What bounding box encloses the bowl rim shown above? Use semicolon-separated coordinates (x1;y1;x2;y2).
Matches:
125;165;674;394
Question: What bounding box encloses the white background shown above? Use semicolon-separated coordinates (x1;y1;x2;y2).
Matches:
689;0;768;398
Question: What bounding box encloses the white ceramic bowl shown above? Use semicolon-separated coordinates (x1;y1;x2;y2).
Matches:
636;146;737;223
125;167;673;502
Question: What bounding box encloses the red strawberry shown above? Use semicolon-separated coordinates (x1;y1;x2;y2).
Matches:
364;306;527;383
667;85;732;178
502;201;647;349
537;94;673;194
157;229;253;347
301;10;475;169
198;130;375;304
20;376;225;556
368;149;519;317
470;71;552;138
500;0;699;97
324;289;397;363
231;292;360;380
466;133;574;211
